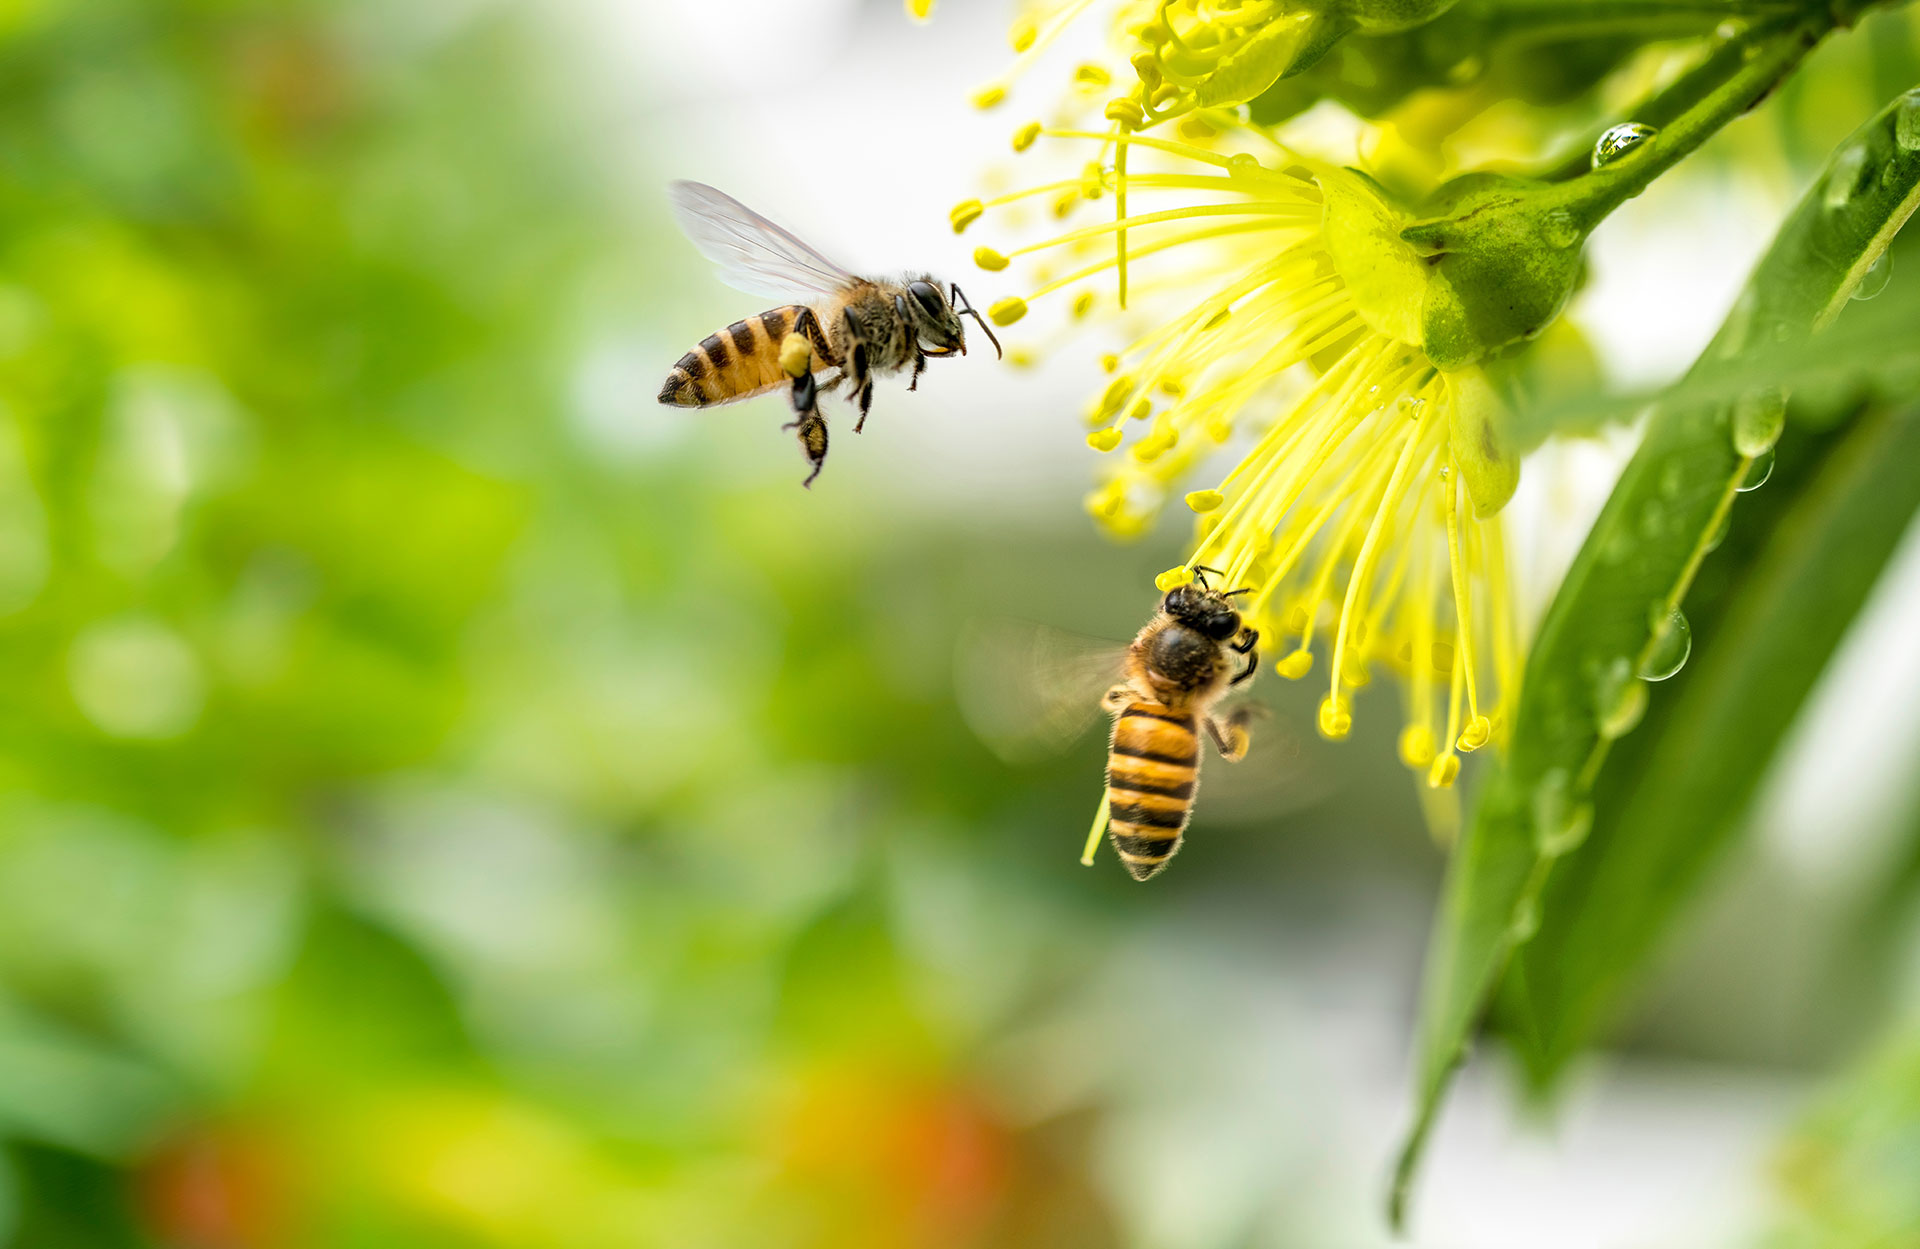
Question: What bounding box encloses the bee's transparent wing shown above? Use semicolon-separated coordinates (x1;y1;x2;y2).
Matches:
954;618;1129;765
668;181;859;301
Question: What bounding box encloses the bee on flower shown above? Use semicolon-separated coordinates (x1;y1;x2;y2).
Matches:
953;4;1545;794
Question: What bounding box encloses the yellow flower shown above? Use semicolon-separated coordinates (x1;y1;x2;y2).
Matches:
971;129;1522;787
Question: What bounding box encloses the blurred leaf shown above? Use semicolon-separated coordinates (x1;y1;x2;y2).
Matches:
1392;84;1920;1226
0;996;180;1158
1503;399;1920;1082
1765;1020;1920;1248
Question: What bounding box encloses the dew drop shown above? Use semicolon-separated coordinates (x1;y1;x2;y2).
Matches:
1592;122;1657;169
1732;387;1786;457
1895;89;1920;153
1543;209;1582;249
1703;506;1731;554
1640;607;1691;681
1594;656;1647;739
1509;895;1541;944
1823;144;1872;212
1854;250;1892;301
1737;446;1774;492
1532;768;1594;858
1228;152;1262;174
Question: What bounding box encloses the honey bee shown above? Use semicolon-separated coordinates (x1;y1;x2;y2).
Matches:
657;181;1000;487
1099;567;1261;880
953;568;1265;882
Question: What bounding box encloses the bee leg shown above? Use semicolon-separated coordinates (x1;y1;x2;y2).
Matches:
1229;628;1260;685
1204;708;1254;762
908;347;926;392
1101;683;1133;714
850;344;875;433
781;370;829;488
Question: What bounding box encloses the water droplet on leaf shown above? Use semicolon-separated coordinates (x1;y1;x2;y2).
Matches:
1854;250;1892;301
1732;387;1786;457
1594;656;1647;739
1738;447;1774;492
1895;89;1920;153
1592;122;1657;169
1532;768;1594;858
1823;144;1872;212
1640;607;1691;681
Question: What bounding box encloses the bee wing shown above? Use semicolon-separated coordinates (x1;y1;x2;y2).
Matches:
668;181;859;301
954;618;1130;765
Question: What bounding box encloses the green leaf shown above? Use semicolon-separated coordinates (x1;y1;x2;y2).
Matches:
1503;399;1920;1083
1390;84;1920;1228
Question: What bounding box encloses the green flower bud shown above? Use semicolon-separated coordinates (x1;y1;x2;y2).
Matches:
1400;173;1587;370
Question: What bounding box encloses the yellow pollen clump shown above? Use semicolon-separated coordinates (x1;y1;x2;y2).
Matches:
778;333;812;378
1087;427;1124;451
988;296;1027;325
1276;650;1312;680
971;84;1007;109
972;246;1010;271
1184;489;1224;513
1013;121;1043;152
1154;566;1194;591
949;200;984;233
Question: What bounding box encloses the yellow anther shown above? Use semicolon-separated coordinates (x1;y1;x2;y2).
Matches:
1399;724;1437;768
1276;649;1313;679
1008;13;1037;50
906;0;933;18
988;296;1027;326
1159;377;1185;397
1051;191;1079;219
1155;566;1195;592
1457;715;1492;752
1178;116;1218;140
1074;63;1112;89
972;246;1009;272
1203;307;1232;331
1127;397;1152;422
1427;753;1461;789
1087;427;1124;452
1130;51;1161;89
779;332;812;378
1100;354;1120;373
1006;346;1036;368
1150;83;1181;108
971;84;1007;110
1318;696;1352;741
1096;374;1134;418
1104;97;1146;128
1071;290;1095;319
1185;489;1224;513
1012;121;1042;152
949;199;984;233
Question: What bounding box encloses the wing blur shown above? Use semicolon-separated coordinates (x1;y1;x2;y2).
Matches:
954;619;1128;765
668;181;858;302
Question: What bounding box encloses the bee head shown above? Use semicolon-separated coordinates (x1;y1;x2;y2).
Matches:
1161;580;1244;641
904;278;1002;361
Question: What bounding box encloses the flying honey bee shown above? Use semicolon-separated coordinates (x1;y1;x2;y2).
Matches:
1099;568;1260;880
953;567;1265;882
657;181;1000;487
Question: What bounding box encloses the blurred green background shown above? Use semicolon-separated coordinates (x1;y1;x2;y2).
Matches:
1;1;1919;1246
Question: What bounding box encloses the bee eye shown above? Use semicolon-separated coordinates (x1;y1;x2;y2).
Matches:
908;281;944;318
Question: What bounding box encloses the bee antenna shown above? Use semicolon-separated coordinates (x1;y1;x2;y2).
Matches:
951;283;1003;360
1222;588;1252;599
1191;565;1224;589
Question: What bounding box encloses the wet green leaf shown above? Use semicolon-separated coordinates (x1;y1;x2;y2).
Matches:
1391;84;1920;1228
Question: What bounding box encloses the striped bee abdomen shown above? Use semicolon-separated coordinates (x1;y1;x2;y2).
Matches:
1106;701;1200;881
658;305;810;407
